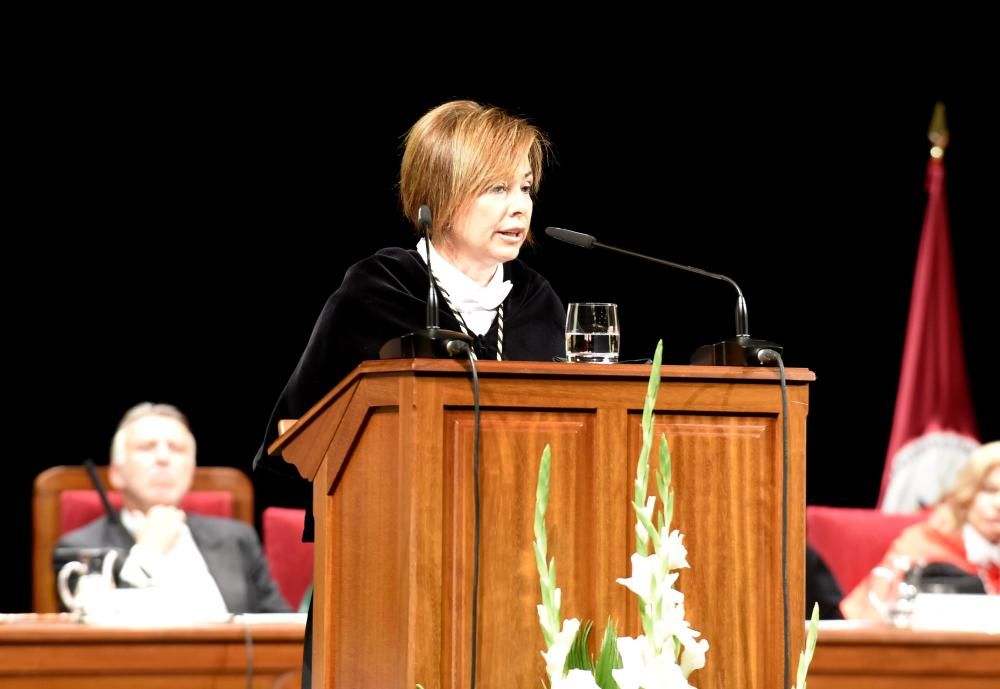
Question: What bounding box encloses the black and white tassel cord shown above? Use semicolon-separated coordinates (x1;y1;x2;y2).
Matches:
433;275;504;362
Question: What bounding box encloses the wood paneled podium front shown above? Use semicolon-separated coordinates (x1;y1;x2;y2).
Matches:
270;360;812;688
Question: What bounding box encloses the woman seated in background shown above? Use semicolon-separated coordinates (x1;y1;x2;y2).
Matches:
842;441;999;619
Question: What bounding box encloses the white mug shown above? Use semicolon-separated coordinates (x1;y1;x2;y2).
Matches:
57;548;118;615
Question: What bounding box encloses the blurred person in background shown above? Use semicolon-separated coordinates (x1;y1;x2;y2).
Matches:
57;402;290;614
842;441;999;619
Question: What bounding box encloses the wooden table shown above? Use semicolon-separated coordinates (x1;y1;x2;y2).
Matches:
810;621;1000;688
0;616;304;688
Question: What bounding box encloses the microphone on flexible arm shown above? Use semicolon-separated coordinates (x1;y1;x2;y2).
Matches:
544;226;782;366
379;205;474;359
51;459;129;582
83;458;123;529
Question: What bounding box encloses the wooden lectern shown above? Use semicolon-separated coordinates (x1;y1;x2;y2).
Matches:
270;360;812;688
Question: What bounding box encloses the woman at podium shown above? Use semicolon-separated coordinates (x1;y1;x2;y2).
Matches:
254;99;566;687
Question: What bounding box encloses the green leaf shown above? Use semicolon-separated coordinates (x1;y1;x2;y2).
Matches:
534;445;552;552
593;618;622;689
634;341;664;553
792;602;821;689
656;435;671;504
566;619;594;671
533;543;548;589
656;434;673;532
632;499;660;551
534;444;559;648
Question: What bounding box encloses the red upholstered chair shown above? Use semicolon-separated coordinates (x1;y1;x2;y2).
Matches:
57;490;234;535
33;465;254;612
262;507;313;611
806;505;929;595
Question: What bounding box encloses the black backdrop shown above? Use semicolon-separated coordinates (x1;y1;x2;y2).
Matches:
7;77;998;613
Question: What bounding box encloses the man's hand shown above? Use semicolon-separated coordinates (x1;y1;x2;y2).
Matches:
135;505;187;554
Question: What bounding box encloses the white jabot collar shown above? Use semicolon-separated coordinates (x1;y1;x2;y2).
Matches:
416;238;512;335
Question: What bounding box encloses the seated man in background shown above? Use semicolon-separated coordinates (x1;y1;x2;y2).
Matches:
842;441;999;619
56;402;290;614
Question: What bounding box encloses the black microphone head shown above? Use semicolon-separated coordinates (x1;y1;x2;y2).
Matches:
418;205;432;231
545;226;596;249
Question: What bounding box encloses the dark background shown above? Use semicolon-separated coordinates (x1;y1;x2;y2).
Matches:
6;70;998;613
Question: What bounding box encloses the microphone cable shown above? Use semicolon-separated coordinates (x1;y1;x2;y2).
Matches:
758;348;790;689
83;458;149;580
447;339;481;689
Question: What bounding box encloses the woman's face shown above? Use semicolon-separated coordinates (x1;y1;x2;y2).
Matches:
436;155;533;283
967;465;1000;544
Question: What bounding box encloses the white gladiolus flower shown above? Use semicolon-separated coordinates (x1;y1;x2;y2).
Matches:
532;345;713;689
657;571;681;602
553;669;602;689
652;603;688;646
541;617;581;682
537;587;564;642
613;635;692;689
660;529;690;570
615;635;651;674
617;552;660;600
537;604;553;637
680;635;710;677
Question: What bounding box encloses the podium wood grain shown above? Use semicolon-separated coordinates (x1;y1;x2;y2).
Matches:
271;360;812;688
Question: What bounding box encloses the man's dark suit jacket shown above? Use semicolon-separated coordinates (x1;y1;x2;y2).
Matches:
56;512;291;614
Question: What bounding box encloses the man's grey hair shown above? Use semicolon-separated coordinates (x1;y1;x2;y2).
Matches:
110;402;195;465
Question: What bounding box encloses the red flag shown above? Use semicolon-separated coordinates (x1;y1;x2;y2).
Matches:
878;146;979;512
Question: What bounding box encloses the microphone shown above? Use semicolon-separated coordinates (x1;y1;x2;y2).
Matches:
57;459;130;585
379;206;474;359
544;226;782;366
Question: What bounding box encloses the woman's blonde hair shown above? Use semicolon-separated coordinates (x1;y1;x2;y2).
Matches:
399;100;548;240
929;441;1000;533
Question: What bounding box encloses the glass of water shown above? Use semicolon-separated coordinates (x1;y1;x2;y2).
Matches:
565;303;620;363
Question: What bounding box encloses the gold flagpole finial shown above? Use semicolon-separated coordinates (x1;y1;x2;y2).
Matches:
928;102;949;159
